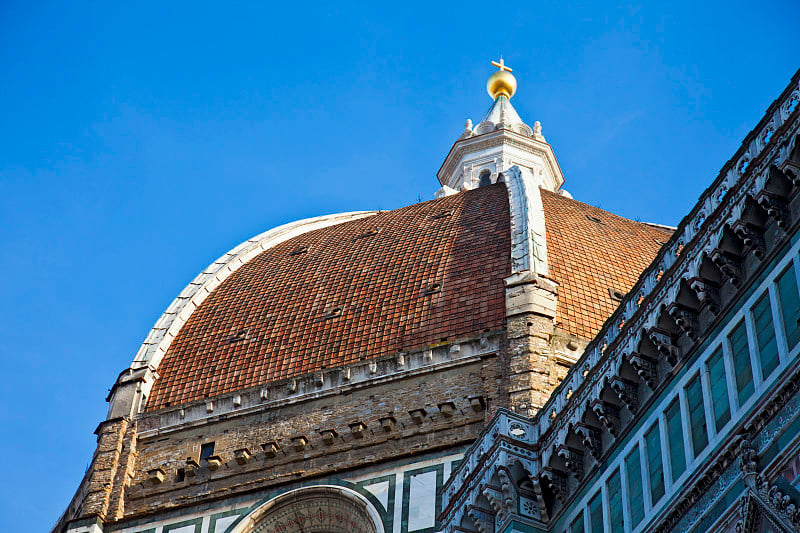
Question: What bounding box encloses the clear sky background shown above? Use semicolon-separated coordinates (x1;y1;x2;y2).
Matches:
1;1;798;529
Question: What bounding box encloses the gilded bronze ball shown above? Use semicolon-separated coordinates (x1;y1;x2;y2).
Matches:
487;70;517;99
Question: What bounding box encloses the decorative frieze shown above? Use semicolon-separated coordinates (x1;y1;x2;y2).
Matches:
136;332;502;437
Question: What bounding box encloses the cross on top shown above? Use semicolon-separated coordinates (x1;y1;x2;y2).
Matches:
491;58;512;72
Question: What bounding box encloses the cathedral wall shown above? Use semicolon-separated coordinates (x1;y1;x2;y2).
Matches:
550;235;800;532
119;357;495;527
107;451;464;533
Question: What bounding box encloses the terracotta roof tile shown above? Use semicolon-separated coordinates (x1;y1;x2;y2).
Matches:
146;185;511;410
541;189;671;340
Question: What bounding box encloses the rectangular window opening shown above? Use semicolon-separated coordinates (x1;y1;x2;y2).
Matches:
777;264;800;350
607;469;624;532
686;374;709;457
626;446;645;528
665;399;686;482
729;320;755;405
588;490;604;533
570;510;585;533
200;442;216;461
753;292;780;379
707;347;731;431
645;422;665;505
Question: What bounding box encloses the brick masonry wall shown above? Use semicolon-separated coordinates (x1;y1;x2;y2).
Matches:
120;361;492;519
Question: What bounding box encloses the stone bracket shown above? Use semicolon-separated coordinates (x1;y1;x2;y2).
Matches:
667;302;699;339
756;190;790;228
688;277;721;315
574;422;602;459
609;376;639;413
591;399;621;436
731;221;766;259
556;445;584;480
628;352;658;390
709;248;744;287
647;327;680;366
540;467;568;503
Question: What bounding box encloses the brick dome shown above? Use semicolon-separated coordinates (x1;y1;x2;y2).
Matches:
144;183;670;411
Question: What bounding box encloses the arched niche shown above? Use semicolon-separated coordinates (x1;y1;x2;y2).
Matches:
478;169;492;187
229;485;385;533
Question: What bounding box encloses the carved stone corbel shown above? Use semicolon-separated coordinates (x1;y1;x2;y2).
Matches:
609;375;639;413
556;444;584;480
483;480;514;524
666;302;699;339
627;352;658;390
647;327;680;366
688;276;721;315
731;221;766;259
574;422;602;459
756;190;790;228
497;469;516;513
540;467;568;504
466;505;494;533
710;248;744;287
590;399;621;437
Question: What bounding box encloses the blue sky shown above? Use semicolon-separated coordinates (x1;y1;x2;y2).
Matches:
1;1;798;530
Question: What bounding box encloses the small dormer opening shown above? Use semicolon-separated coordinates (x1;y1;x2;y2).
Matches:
424;283;442;295
478;169;492;187
229;328;249;343
290;245;309;256
431;208;453;220
325;307;343;319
